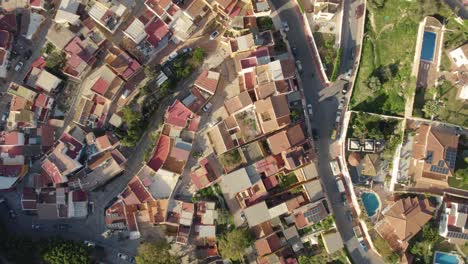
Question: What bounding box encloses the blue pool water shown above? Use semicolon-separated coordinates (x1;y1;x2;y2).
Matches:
361;192;380;217
421;31;436;62
434;252;459;264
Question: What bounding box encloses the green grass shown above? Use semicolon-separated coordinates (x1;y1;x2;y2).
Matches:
278;172;299;189
370;230;400;264
351;0;459;116
449;142;468;190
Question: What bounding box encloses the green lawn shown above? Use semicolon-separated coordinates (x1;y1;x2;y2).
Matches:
313;32;338;80
351;0;458;116
449;141;468;190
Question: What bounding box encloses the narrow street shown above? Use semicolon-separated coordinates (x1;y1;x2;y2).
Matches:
270;0;383;263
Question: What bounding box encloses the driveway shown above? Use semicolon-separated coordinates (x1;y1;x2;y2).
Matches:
270;0;383;263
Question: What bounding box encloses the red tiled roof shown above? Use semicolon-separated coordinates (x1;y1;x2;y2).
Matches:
34;93;50;108
3;132;22;145
59;133;83;159
72;190;88;202
165;100;199;129
30;0;42;8
128;177;154;203
0;146;24;157
31;57;47;69
147;134;171;172
38;125;55;150
91;78;110;95
0;13;17;32
42;159;63;184
0;30;11;49
138;9;156;25
194;70;220;95
145;19;169;47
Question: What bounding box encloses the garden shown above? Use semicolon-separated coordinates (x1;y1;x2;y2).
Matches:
413;81;468;127
347;112;403;161
350;0;459;116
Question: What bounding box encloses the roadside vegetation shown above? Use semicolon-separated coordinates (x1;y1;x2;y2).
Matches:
0;221;92;264
351;0;459;116
347;112;403;161
135;241;179;264
369;230;400;264
116;48;205;147
313;32;340;81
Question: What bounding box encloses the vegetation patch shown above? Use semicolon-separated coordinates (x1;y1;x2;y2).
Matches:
369;230;400;264
313;32;339;80
413;81;468;127
351;0;458;116
219;149;244;171
257;17;274;32
347;112;403;160
449;136;468;190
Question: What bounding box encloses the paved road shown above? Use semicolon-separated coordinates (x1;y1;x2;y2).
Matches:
270;0;383;263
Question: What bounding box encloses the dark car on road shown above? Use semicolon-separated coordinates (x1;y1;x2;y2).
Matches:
312;129;319;141
54;224;71;230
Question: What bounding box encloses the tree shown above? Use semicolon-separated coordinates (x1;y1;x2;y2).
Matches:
366;76;382;92
423;100;443;119
410;241;432;264
144;65;156;80
46;51;66;71
218;229;252;262
191;48;205;66
219;149;242;167
40;239;91;264
298;255;326;264
135;241;179;264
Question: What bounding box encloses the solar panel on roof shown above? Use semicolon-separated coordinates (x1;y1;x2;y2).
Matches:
447;231;468;240
425;151;433;164
438;160;445;167
445;149;457;169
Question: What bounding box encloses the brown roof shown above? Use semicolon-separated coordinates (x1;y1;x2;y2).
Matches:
224;91;253;115
207;122;235;154
255;95;290;134
412;124;459;183
267;124;305;155
194;70;220;95
255;81;276;100
361;154;379;176
254;233;282;256
383;197;435;242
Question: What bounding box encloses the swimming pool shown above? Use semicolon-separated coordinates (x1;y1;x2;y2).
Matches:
361;192;380;217
421;31;436;62
434;251;460;264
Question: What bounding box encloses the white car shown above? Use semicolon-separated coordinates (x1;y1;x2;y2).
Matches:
14;61;24;72
335;111;342;123
295;60;302;72
202;102;213;112
209;31;220;40
307;104;313;116
181;47;192;53
121;89;130;99
282;21;290;32
168;52;178;61
101;230;112;238
84;240;95;247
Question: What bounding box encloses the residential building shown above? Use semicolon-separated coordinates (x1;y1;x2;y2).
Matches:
190;153;222;190
410;124;459;188
255;232;283;257
105;46;142;81
254;95;290;134
376;197;435;251
449;44;468;68
41;126;85;185
166;200;195;244
439;199;468;244
312;0;340;21
0;28;11;78
182;0;210;21
26;67;62;93
0;143;29;190
54;0;81;26
287;198;330;229
251;0;271;16
23;11;46;40
194;70;221;96
89;0;128;33
203;0;240;19
45;23;75;50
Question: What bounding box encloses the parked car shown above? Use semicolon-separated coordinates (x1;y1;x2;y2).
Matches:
209;31;220;40
1;112;8;122
102;230;112;238
118;253;130;261
202;102;213;112
168;52;178;61
342;82;349;94
181;47;192;53
14;61;24;72
282;21;290;32
291;46;297;57
335;111;342;123
54;224;70;230
307;104;313;116
295;60;302;72
32;224;41;230
84;240;96;247
9;209;16;219
347;211;353;221
311;129;319;141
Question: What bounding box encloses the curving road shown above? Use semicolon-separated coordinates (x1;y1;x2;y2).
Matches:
269;0;383;263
